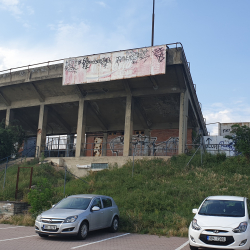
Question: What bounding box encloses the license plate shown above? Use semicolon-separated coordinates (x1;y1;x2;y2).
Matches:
43;225;57;230
207;236;226;242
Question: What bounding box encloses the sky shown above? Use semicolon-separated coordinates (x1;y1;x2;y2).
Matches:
0;0;249;135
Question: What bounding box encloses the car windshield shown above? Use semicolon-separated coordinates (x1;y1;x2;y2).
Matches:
54;197;91;210
198;199;245;217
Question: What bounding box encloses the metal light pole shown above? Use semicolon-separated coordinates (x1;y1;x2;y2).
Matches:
151;0;155;46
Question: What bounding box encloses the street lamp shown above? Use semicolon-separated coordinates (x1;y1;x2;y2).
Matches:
151;0;155;46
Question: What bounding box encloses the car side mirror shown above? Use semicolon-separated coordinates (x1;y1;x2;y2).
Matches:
52;204;56;208
192;208;198;214
92;206;100;212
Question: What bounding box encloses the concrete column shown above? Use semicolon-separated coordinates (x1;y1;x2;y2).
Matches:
36;104;48;157
144;129;151;156
102;132;108;156
75;99;86;157
123;95;133;156
178;91;189;154
66;134;75;157
5;108;14;127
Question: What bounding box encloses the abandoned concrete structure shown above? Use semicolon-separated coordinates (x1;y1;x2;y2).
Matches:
0;43;207;176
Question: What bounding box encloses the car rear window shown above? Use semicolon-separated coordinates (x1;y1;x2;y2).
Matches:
199;199;245;217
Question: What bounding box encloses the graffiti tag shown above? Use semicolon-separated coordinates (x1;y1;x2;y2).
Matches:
152;47;165;63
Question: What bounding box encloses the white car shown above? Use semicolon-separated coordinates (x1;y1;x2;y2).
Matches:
189;196;250;250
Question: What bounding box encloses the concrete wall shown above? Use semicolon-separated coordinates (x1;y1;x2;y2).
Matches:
47;156;171;177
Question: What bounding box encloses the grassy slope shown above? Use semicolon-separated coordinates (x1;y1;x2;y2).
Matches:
0;154;250;237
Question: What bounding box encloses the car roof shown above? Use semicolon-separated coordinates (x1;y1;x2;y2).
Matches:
207;195;245;201
66;194;112;199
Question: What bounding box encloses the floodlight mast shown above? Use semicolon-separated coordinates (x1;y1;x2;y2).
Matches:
151;0;155;46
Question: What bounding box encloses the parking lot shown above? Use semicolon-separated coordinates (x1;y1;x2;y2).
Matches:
0;224;189;250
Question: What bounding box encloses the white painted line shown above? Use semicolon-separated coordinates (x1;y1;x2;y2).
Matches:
175;240;189;250
0;235;37;242
0;226;25;230
71;233;131;249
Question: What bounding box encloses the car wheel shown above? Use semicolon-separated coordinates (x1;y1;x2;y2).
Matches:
39;234;48;238
78;221;88;240
110;216;119;233
189;244;198;250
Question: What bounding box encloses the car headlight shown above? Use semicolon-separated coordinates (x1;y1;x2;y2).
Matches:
64;215;78;223
36;215;42;222
233;222;248;233
191;219;201;230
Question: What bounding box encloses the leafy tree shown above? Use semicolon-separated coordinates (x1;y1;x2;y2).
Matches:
226;124;250;159
0;120;25;160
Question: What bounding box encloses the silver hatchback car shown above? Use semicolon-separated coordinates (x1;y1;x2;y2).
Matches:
35;194;120;240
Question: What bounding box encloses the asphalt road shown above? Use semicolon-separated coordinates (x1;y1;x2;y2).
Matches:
0;224;190;250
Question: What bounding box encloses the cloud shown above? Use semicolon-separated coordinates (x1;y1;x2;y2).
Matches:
0;20;134;71
203;101;250;135
0;0;22;15
96;1;106;7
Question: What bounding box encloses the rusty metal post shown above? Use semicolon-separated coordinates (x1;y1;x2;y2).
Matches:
15;166;20;200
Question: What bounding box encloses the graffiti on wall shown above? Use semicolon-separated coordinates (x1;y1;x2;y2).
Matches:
109;135;178;156
204;136;235;156
63;45;166;85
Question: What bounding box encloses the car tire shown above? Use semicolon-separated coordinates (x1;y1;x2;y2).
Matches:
38;234;48;238
110;216;119;233
77;221;88;240
189;244;198;250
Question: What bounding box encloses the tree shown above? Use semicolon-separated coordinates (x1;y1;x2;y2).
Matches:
0;120;25;160
225;124;250;159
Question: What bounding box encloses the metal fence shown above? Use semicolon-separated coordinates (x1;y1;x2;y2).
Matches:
0;145;39;190
186;143;236;157
42;138;179;157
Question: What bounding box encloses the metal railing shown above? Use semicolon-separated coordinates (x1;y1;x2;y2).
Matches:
42;143;76;157
0;145;39;190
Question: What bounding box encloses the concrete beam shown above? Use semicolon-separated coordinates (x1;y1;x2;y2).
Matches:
88;102;108;131
134;100;151;129
148;76;158;90
48;106;71;134
14;113;37;133
0;85;182;111
123;80;132;95
0;91;11;106
75;85;87;98
30;83;45;102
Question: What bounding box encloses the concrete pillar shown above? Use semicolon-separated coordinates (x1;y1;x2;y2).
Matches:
123;95;133;156
75;99;86;157
66;134;75;157
178;91;189;154
144;129;151;156
36;104;48;157
5;108;14;127
102;132;108;156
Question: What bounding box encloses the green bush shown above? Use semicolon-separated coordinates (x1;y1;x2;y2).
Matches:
27;178;54;215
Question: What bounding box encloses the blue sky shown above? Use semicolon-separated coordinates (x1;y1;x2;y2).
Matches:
0;0;249;135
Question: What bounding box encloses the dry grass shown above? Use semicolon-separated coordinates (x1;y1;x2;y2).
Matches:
0;213;35;226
